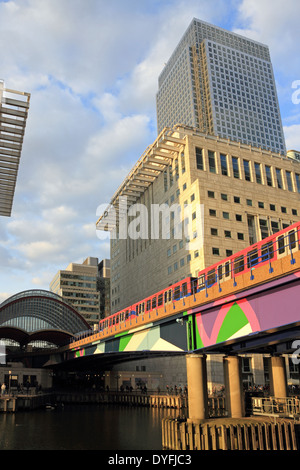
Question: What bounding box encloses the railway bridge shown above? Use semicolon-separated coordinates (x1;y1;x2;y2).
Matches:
46;224;300;420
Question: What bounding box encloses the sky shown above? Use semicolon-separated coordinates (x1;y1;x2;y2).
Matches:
0;0;300;302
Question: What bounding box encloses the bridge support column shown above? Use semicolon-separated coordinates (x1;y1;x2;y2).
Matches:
223;355;244;418
186;354;208;422
269;356;288;398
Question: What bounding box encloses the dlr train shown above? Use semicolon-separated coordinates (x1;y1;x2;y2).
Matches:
97;221;300;337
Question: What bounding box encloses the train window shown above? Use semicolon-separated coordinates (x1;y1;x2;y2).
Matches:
164;291;168;303
182;283;188;296
197;275;205;290
146;300;151;311
173;286;181;300
218;265;223;280
116;315;119;324
125;310;129;320
289;230;296;250
158;294;163;306
225;261;230;277
207;269;216;286
152;297;157;309
168;289;172;302
247;248;258;268
278;235;285;254
136;305;139;315
234;256;244;274
261;242;274;261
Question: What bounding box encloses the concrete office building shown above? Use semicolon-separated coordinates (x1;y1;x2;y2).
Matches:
156;18;286;155
97;259;111;319
0;80;30;216
50;257;100;329
97;125;300;314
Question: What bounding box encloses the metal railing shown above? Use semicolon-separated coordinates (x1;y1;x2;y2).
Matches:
251;396;300;418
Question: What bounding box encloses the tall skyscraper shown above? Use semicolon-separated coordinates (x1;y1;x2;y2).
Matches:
156;18;286;155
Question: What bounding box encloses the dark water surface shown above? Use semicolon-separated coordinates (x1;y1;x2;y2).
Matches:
0;404;182;450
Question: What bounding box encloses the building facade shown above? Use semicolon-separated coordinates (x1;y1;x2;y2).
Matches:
0;81;31;216
97;259;111;319
50;257;100;329
156;18;286;155
97;126;300;314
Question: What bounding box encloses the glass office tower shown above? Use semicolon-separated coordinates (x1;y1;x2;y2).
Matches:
156;18;286;155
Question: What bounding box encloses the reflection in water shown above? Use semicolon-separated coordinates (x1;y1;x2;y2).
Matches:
0;405;185;450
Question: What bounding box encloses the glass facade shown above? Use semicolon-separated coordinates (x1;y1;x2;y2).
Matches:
0;290;90;336
156;18;286;155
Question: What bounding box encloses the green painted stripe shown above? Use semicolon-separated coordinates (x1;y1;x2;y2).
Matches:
119;334;133;351
216;302;249;343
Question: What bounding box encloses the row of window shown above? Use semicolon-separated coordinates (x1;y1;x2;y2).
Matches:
196;147;300;192
207;191;298;216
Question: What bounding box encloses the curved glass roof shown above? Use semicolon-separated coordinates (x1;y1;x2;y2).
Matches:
0;290;90;336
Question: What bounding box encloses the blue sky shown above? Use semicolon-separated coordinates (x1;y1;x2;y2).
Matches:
0;0;299;302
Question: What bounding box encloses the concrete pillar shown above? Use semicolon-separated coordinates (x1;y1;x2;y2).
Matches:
223;355;244;418
186;354;208;422
269;356;288;398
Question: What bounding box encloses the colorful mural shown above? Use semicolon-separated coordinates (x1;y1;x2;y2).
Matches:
68;272;300;360
192;273;300;349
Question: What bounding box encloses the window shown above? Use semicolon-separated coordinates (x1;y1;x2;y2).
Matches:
258;201;264;208
223;212;229;219
295;174;300;193
236;214;242;222
246;199;252;206
232;156;240;178
276;168;283;189
286;171;293;192
254;162;262;184
208;191;215;198
264;165;273;187
212;247;220;256
221;193;228;201
220;154;228;176
234;255;244;274
234;196;240;203
237;232;244;240
209;209;216;217
270;204;276;211
196;147;204;170
243;160;251;181
259;219;269;239
224;230;231;238
208;150;216;173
